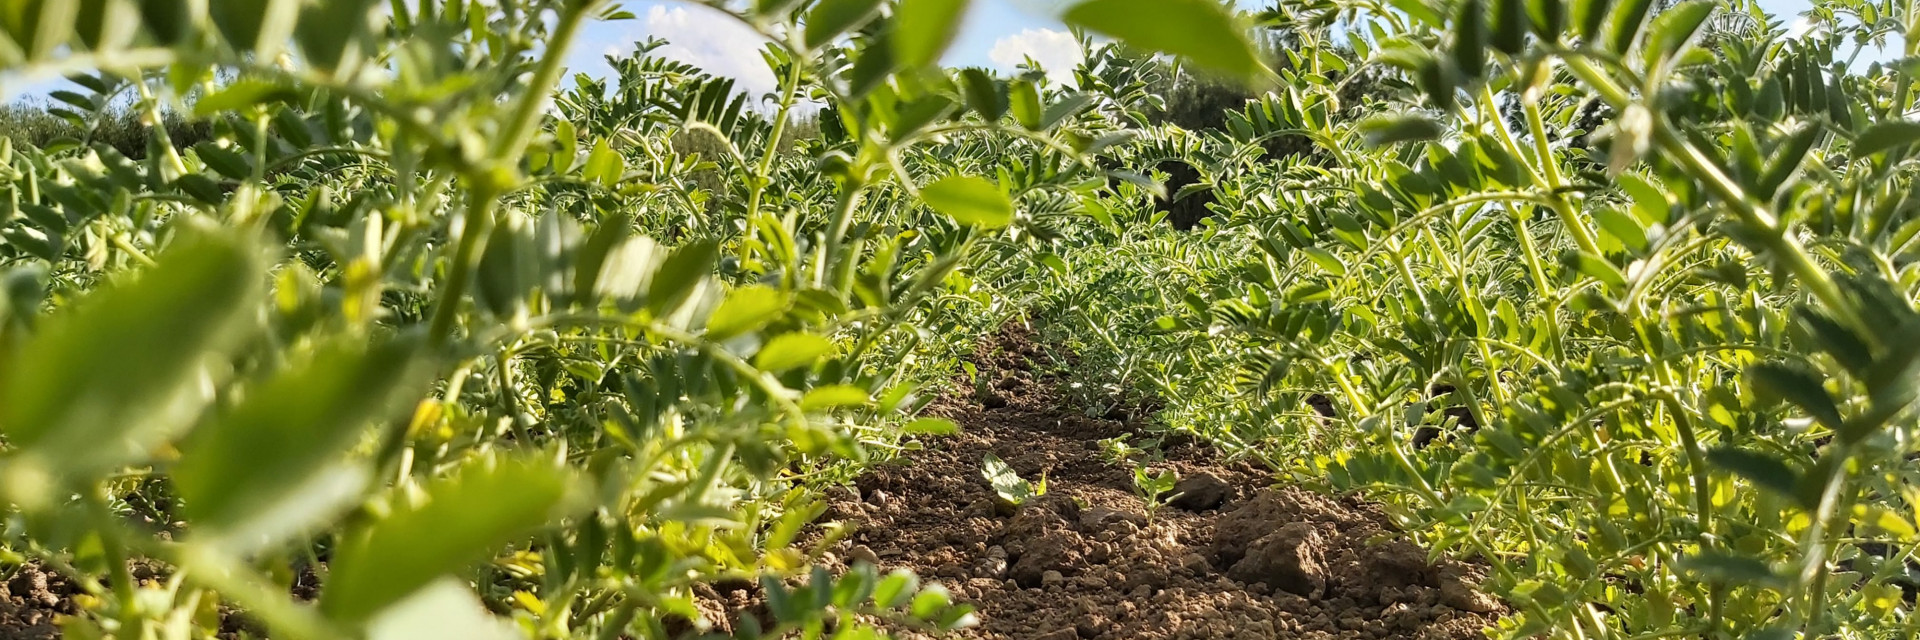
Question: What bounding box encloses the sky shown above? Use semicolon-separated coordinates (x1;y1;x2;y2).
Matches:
0;0;1848;103
557;0;1088;95
554;0;1836;97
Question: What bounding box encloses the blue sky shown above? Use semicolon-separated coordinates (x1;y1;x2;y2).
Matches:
0;0;1844;103
559;0;1828;95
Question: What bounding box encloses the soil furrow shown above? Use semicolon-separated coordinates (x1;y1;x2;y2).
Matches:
797;327;1504;639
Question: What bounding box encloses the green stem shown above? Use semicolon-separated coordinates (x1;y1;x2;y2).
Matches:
1478;83;1601;256
593;598;639;640
84;490;142;636
491;3;597;161
167;544;343;640
498;346;534;444
109;235;158;267
426;190;500;344
819;184;867;291
742;61;806;229
132;79;188;180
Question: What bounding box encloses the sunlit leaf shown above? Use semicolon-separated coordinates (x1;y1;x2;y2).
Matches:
0;227;264;488
322;456;579;623
894;0;969;68
1063;0;1265;80
921;175;1014;228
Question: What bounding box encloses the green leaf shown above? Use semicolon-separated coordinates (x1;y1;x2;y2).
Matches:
1360;114;1443;146
1857;505;1917;538
1040;93;1095;130
1616;172;1670;225
1603;0;1655;54
0;227;264;488
909;585;952;619
980;452;1036;505
1528;0;1563;38
1590;206;1647;251
1852;120;1920;157
193;78;299;116
754;0;806;18
755;333;835;372
1677;552;1781;587
960;68;1007;121
1008;79;1041;129
646;239;718;318
295;0;378;74
903;417;958;435
1569;252;1626;289
194;144;254;180
175;337;425;551
1574;0;1612;39
1748;362;1844;431
1300;247;1347;276
872;569;919;609
1490;0;1527;53
552;119;578;174
1642;0;1713;67
803;0;883;50
1706;447;1801;503
321;456;578;623
571;215;629;308
889;94;958;136
366;580;519;640
1062;0;1264;80
893;0;969;68
582;138;624;187
705;285;790;340
1757;123;1821;198
594;236;663;312
1452;0;1487;78
921;175;1014;229
801;384;870;411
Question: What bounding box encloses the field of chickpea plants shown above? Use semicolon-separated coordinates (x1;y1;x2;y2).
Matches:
2;0;1918;638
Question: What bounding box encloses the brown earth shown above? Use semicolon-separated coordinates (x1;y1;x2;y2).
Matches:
0;564;72;640
684;325;1506;639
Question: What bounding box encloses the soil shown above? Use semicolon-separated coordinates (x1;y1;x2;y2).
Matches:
0;564;72;640
0;556;304;639
686;325;1505;639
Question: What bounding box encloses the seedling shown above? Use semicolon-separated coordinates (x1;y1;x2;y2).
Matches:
1097;434;1139;464
1131;466;1178;524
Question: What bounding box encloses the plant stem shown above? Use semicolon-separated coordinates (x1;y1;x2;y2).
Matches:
426;189;500;344
492;3;596;161
743;61;806;228
1478;83;1601;256
819;184;867;291
132;78;189;180
84;490;142;637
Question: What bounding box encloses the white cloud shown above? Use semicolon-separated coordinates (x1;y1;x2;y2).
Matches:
567;4;778;99
1786;17;1816;38
642;5;778;97
988;28;1083;85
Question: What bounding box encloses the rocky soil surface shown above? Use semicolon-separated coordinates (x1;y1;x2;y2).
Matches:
688;326;1505;639
0;564;70;640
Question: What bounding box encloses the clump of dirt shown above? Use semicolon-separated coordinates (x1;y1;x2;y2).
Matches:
794;325;1504;639
0;564;74;640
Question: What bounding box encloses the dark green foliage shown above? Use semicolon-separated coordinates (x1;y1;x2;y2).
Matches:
0;101;210;158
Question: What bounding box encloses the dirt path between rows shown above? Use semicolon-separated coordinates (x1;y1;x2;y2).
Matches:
789;326;1506;639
